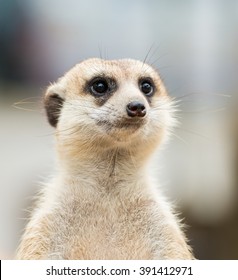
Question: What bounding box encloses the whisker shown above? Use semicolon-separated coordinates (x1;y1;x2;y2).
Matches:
182;107;226;114
175;127;210;140
14;96;41;102
148;53;171;68
170;132;188;146
177;92;231;100
12;104;42;112
142;42;155;66
14;101;39;105
98;44;103;59
12;97;42;111
104;46;108;60
146;43;167;64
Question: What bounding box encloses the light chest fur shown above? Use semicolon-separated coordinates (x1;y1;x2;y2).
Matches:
18;174;192;259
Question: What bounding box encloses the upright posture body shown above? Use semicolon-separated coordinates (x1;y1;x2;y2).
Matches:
17;58;193;259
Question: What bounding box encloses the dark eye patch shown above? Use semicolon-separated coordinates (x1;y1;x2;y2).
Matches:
138;77;155;98
44;94;64;127
86;76;117;106
90;78;110;96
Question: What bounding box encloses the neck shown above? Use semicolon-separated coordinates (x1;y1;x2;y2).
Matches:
56;141;155;192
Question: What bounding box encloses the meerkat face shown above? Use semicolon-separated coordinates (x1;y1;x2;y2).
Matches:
44;58;176;150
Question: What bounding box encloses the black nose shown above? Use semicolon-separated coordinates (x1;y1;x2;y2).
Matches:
126;101;146;117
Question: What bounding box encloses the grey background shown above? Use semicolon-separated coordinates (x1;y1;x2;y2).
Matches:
0;0;238;259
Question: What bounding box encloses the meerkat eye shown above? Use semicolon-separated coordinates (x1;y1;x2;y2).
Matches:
139;79;154;97
91;79;109;96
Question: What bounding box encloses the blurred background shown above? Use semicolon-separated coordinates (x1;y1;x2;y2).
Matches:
0;0;237;259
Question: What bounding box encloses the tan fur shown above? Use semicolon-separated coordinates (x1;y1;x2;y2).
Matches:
16;58;194;259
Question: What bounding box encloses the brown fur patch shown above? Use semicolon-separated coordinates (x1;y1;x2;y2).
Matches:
44;94;64;127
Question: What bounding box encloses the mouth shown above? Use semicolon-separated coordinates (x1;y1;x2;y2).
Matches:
91;117;147;144
96;118;145;130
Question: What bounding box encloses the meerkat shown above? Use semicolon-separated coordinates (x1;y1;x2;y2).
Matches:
16;58;194;260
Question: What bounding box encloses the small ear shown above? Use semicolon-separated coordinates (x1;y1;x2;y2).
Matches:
44;84;65;127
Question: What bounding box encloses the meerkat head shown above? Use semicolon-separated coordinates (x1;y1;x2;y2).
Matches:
44;58;176;154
